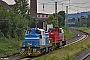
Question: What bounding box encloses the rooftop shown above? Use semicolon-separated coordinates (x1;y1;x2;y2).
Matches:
0;0;10;9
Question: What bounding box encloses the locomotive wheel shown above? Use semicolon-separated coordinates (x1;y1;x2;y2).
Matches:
48;47;50;52
48;47;51;52
46;47;48;53
57;43;60;48
40;48;45;54
51;45;55;51
40;49;43;55
62;41;66;46
44;48;46;54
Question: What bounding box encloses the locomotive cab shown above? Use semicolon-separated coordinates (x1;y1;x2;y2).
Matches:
48;27;66;48
59;28;66;46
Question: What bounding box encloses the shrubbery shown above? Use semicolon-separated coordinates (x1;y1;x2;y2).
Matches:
0;3;31;56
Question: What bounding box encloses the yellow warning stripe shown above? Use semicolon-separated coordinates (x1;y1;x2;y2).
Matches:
20;51;27;55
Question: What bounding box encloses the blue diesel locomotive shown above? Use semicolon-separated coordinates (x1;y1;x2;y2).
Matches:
20;28;52;56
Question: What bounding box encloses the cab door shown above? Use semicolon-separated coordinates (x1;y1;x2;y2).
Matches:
41;31;46;45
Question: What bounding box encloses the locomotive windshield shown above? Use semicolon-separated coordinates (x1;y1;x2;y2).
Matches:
35;30;41;34
25;29;31;34
48;28;55;32
59;29;62;33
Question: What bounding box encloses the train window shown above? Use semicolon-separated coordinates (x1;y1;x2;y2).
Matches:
46;14;48;17
48;28;51;32
59;29;62;33
42;14;44;17
35;30;41;34
38;14;40;17
48;28;55;32
25;30;31;34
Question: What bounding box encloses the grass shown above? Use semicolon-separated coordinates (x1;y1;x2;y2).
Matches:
35;39;90;60
64;28;75;40
76;27;90;34
35;27;90;60
0;37;21;57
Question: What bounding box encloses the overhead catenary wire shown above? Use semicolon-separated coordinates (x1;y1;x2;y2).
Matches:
38;2;90;9
38;1;90;5
38;9;51;14
38;1;90;14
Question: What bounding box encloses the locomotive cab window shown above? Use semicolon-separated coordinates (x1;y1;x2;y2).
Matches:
48;28;55;32
35;30;41;34
59;29;62;33
48;28;51;32
25;29;31;34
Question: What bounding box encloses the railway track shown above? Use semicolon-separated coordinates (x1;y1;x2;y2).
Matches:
81;53;90;60
75;44;90;60
1;28;89;60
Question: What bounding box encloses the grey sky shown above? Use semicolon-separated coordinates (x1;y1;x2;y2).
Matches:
3;0;90;14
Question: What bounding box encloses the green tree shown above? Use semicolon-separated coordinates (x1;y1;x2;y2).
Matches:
80;16;87;27
0;4;27;39
14;0;28;15
8;10;27;39
0;5;10;37
87;14;90;27
0;4;27;57
47;11;65;27
58;11;65;26
47;15;56;27
14;0;32;27
57;15;63;27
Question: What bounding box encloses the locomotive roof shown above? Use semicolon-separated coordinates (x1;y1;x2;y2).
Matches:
38;29;45;31
30;28;45;32
59;28;62;29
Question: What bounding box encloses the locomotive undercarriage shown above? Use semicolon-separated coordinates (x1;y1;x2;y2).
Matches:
20;44;52;56
51;41;66;50
20;40;66;56
20;46;41;56
62;41;66;46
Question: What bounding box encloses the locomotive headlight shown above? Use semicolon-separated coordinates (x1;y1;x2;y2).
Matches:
22;45;25;47
33;48;37;52
22;49;25;52
35;44;37;47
